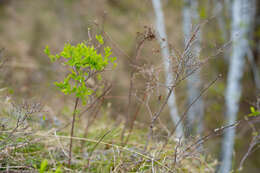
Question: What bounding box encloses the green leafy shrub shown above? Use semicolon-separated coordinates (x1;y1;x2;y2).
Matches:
45;34;116;167
44;38;116;104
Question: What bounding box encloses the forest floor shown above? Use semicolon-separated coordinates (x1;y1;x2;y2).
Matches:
0;97;217;173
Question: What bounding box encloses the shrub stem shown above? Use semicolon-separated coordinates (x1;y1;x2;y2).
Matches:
68;97;79;167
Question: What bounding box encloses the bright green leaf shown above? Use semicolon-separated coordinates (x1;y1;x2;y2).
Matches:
96;35;104;45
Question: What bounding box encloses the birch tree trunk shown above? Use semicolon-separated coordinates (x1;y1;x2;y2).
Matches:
151;0;184;138
218;0;256;172
215;0;260;89
182;0;204;135
214;0;230;62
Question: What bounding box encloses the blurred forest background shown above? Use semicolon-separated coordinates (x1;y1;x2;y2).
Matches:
0;0;259;172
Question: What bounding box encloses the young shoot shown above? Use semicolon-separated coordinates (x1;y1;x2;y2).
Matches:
44;35;116;167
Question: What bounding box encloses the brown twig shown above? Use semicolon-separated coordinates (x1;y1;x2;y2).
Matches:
121;27;155;144
85;129;112;170
182;116;259;159
56;84;112;132
68;97;79;167
173;75;221;136
80;98;104;150
123;93;147;146
238;118;260;171
159;74;221;154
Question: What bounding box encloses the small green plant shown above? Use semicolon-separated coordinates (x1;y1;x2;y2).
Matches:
247;106;260;117
45;34;116;167
39;159;48;173
38;159;62;173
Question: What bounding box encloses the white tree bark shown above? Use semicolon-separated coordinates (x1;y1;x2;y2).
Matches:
151;0;184;138
215;0;260;88
182;0;204;135
218;0;256;172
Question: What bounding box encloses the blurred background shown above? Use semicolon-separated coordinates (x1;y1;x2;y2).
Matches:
0;0;259;172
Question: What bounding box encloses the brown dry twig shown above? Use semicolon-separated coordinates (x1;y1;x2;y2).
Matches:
121;27;156;144
238;117;260;171
56;84;112;132
85;129;112;170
